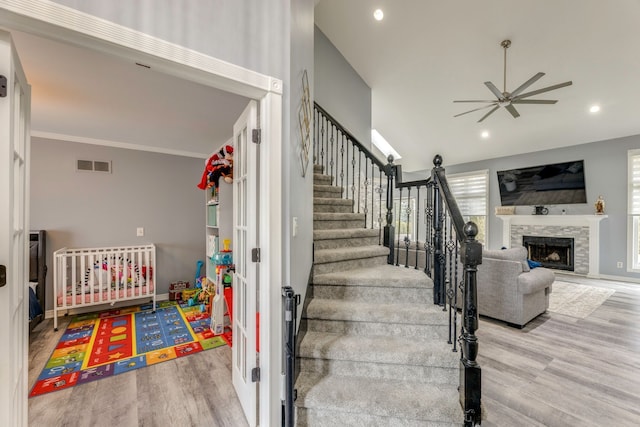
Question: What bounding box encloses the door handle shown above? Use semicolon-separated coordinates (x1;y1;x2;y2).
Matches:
0;264;6;287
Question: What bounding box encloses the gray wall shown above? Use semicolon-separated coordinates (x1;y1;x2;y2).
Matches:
30;138;205;311
442;134;640;280
314;26;372;147
287;0;315;301
49;0;288;79
49;0;316;304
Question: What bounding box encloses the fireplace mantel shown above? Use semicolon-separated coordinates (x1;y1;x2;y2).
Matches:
497;214;608;277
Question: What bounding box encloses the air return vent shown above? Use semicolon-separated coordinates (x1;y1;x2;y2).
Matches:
76;159;112;173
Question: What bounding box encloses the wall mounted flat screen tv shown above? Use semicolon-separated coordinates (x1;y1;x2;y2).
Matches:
497;160;587;206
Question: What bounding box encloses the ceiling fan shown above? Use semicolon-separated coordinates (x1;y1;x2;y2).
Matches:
454;39;572;122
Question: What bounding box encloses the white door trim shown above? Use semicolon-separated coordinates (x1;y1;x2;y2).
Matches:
0;2;283;425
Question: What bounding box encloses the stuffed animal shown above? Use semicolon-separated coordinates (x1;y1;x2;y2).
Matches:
197;145;234;189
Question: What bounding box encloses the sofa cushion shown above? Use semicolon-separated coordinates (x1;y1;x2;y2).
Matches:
483;246;530;272
517;267;555;294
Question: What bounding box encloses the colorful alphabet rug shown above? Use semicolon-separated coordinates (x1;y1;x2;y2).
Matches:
30;301;225;397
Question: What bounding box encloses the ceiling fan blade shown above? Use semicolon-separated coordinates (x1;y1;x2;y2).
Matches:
513;81;573;100
453;103;497;118
477;105;500;122
505;104;520;119
511;99;558;104
510;72;545;98
484;81;504;99
453;100;497;103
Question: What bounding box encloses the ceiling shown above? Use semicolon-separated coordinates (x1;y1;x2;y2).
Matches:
315;0;640;172
11;30;250;157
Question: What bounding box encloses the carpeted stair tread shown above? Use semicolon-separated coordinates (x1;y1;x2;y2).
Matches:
298;331;458;368
296;408;459;427
313;173;333;185
313;164;324;173
313;227;378;240
313;184;342;194
305;299;446;325
314;245;389;264
313;197;352;205
313;212;365;221
296;373;461;423
312;264;433;288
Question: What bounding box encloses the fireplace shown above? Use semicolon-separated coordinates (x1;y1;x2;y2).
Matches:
523;235;574;271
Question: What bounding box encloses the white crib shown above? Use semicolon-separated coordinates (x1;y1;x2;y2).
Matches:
53;244;156;330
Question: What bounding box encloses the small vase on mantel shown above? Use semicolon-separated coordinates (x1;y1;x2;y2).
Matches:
595;195;605;215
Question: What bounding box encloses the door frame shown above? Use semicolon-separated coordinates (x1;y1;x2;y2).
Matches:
0;2;283;426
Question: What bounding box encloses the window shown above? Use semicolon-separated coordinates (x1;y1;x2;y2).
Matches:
628;150;640;270
393;197;417;242
448;170;489;245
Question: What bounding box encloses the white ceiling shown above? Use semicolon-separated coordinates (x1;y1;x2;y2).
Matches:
11;30;250;157
315;0;640;172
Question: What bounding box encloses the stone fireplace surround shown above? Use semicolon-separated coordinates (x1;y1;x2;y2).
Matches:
497;215;608;277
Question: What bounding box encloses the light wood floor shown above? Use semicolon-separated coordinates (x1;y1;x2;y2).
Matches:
480;274;640;426
29;274;640;426
28;316;248;427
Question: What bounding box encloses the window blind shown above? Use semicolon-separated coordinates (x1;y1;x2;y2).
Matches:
629;150;640;214
448;170;489;216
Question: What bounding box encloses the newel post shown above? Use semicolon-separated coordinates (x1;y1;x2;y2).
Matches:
383;155;396;265
459;221;482;427
432;155;445;306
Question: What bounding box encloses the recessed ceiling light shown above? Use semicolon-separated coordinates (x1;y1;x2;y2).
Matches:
589;105;601;113
373;9;384;21
481;130;490;139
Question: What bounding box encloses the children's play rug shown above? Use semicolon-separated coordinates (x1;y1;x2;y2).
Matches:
30;301;225;397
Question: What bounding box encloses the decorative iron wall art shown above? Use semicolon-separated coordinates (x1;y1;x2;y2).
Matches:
298;69;312;177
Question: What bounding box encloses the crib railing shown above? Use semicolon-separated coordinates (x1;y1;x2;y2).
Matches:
53;244;156;330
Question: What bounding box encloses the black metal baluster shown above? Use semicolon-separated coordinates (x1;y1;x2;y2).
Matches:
357;150;362;214
415;186;421;269
329;125;334;180
384;156;395;265
396;187;402;266
371;162;375;229
404;187;412;268
363;158;369;227
452;237;459;353
340;134;345;199
351;148;356;212
378;169;383;245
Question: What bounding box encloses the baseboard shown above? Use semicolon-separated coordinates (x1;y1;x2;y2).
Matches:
44;293;170;319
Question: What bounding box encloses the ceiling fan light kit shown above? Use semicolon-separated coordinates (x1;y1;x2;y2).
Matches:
454;39;572;122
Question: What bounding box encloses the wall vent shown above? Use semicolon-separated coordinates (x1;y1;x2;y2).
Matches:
76;159;112;173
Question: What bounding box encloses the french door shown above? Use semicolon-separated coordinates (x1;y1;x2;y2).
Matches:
0;29;31;426
232;100;259;426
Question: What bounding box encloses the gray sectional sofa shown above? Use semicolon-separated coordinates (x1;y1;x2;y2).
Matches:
473;246;555;328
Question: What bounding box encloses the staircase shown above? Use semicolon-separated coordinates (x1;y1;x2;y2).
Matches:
294;164;462;426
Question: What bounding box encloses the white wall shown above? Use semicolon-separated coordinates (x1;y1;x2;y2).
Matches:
30;138;205;311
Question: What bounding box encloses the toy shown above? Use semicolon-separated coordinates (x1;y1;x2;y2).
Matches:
211;239;233;335
197;144;234;190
